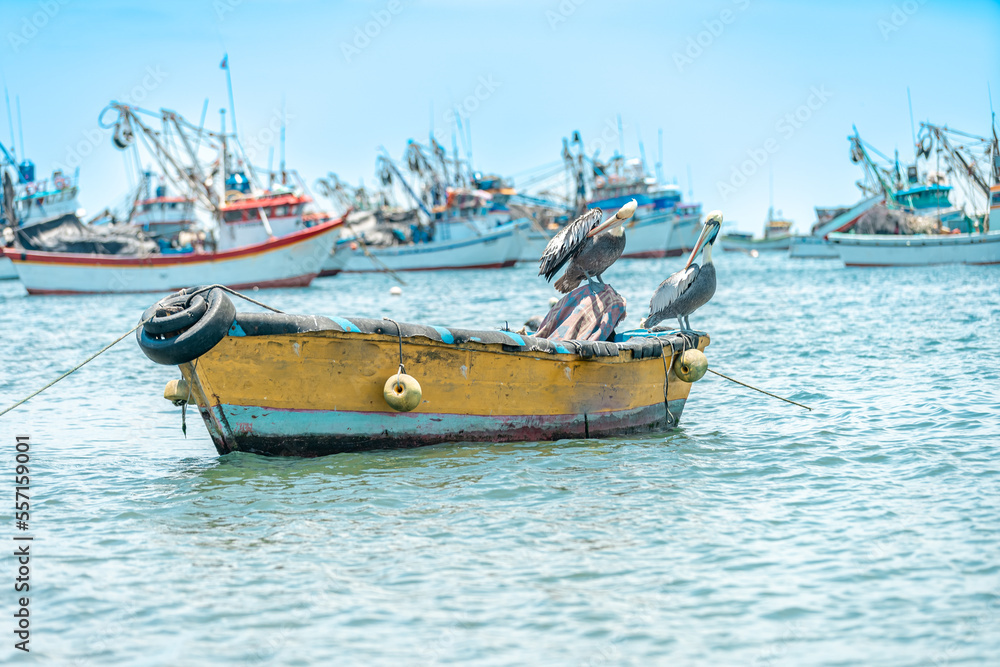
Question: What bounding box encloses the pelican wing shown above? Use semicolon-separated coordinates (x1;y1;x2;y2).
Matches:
648;264;700;322
538;208;603;281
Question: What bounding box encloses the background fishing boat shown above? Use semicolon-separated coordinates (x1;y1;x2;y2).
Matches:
4;220;341;294
319;145;530;274
831;121;998;266
5;100;343;293
1;128;86;279
720;208;794;253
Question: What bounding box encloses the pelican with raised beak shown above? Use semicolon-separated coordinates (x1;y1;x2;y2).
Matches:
539;199;637;293
643;211;722;330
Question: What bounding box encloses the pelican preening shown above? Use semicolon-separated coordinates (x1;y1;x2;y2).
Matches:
643;211;723;330
538;199;637;293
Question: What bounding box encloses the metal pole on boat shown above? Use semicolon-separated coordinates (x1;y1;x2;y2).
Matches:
4;87;15;161
15;95;24;160
656;128;664;183
222;53;238;138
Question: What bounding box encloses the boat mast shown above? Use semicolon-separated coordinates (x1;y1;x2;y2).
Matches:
15;96;24;163
280;95;286;185
4;87;15;163
656;128;664;183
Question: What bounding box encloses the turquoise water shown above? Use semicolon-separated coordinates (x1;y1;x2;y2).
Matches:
1;254;998;665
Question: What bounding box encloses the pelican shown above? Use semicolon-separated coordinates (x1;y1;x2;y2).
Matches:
643;211;722;330
539;199;637;293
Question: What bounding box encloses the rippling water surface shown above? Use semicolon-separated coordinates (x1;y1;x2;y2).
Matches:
1;254;998;666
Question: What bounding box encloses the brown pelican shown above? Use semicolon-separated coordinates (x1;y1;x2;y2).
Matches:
539;199;637;293
643;211;722;330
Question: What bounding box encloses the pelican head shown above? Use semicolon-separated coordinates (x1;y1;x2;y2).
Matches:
683;210;723;269
587;198;637;238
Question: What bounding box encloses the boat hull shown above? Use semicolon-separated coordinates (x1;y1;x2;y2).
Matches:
665;212;704;257
788;236;840;258
720;234;792;253
322;220;526;274
517;207;676;262
174;322;708;456
830;231;1000;266
3;221;341;294
0;256;16;280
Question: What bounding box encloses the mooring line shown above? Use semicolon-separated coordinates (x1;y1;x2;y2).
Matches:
707;368;813;411
1;285;284;419
0;321;145;419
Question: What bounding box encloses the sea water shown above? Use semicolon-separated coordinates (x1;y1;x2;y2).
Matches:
0;254;997;665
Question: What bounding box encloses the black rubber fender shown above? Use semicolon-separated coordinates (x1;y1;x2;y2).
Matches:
137;288;236;365
141;294;208;335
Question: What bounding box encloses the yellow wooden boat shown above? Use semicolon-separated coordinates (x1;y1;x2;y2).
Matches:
137;288;710;457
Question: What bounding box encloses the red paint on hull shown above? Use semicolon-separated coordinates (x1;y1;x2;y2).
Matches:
340;260;516;273
3;218;343;267
24;273;317;295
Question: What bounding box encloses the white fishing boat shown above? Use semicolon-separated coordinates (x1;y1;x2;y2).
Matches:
320;148;530;274
3;221;341;294
4;101;343;294
830;122;999;267
1;162;84;279
832;183;1000;266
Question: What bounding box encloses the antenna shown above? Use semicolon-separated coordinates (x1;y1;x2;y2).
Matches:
222;53;238;138
907;87;916;160
768;163;774;222
636;123;648;177
4;87;15;160
279;95;286;182
16;95;24;159
616;114;625;159
465;117;473;172
656;128;664;183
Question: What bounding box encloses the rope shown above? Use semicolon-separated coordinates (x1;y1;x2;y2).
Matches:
707;368;813;411
0;320;147;419
182;284;284;313
0;285;282;418
382;317;406;387
658;341;675;427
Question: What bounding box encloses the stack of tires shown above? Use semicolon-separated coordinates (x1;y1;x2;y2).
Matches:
137;287;236;366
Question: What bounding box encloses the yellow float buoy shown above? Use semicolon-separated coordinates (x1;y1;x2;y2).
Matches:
672;349;708;383
163;378;190;405
383;373;422;411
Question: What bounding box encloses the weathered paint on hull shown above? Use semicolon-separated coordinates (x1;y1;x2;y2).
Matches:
177;329;707;457
196;400;688;456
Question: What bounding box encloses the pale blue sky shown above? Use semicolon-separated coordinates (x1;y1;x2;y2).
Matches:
1;0;997;233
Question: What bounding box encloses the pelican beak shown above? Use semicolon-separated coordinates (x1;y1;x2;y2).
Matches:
587;198;637;237
683;210;723;269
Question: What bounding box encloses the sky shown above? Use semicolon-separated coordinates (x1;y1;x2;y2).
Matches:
0;0;997;234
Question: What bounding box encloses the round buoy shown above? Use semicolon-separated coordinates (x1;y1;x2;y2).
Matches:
390;286;403;296
383;373;422;411
673;349;708;383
